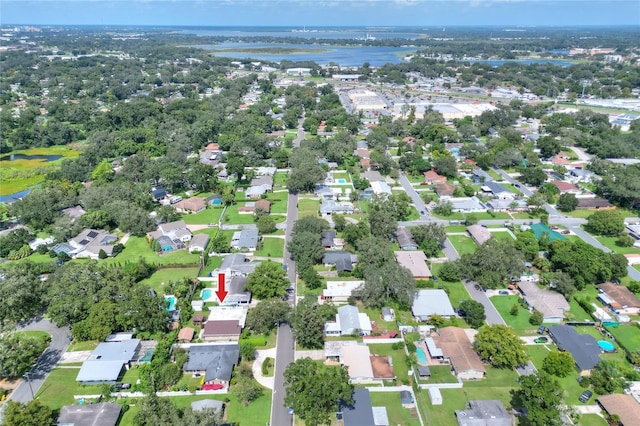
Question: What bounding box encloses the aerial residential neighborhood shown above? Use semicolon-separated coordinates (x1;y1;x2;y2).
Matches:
1;17;640;426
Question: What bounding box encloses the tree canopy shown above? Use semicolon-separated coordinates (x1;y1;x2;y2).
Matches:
474;324;529;368
511;372;563;426
246;261;290;300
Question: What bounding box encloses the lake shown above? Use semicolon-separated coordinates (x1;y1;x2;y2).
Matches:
195;42;414;66
183;27;423;40
0;154;63;162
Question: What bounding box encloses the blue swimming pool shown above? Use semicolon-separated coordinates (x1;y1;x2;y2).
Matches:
164;295;177;311
336;178;347;184
201;289;213;301
598;340;615;352
211;198;222;205
416;347;427;364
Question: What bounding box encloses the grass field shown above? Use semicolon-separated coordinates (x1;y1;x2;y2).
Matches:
421;388;466;426
563;208;638;219
223;205;262;224
139;267;200;294
255;237;285;258
595;236;640;255
427;365;458;383
181;207;224;225
369;392;421;426
36;367;84;408
444;225;468;233
273;171;288;187
0;146;80;196
606;323;640;352
297;198;320;217
67;340;98;352
266;192;288;213
491;231;515;241
447;235;477;255
464;366;519;404
104;237;201;267
490;295;539;335
578;414;608;426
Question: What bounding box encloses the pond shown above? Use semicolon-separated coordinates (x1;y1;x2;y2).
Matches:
0;187;37;204
0;154;63;162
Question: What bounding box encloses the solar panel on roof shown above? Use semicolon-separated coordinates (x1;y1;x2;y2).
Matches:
87;230;98;238
79;239;90;245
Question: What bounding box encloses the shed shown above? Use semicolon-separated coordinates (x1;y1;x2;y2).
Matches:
381;307;395;322
428;387;443;405
400;390;415;408
417;365;431;379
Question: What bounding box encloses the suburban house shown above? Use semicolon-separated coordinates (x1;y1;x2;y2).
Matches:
62;205;86;220
315;184;337;200
381;307;395;322
467;225;491;246
547;325;601;375
217;253;261;277
598;283;640;315
529;223;567;243
207;306;248;328
339;388;391;426
396;227;418;251
370;181;392;196
455;400;513;426
320;200;354;216
246;175;273;199
567;168;598;184
394;251;432;280
322;251;355;272
576;198;614;210
518;281;570;323
341;345;377;383
362;170;384;183
550;180;581;195
238;199;271;214
597;394;640;426
58;403;122;426
320;280;365;303
486;199;528;212
431;327;486;380
151;186;167;201
424;170;447;185
189;233;210;253
76;338;141;384
321;230;337;249
173;197;207;214
148;220;192;249
325;305;372;336
222;276;252;305
69;228;118;259
183;344;240;389
449;197;486;213
436;182;456;197
480;181;514;199
202;320;242;342
472;169;493;184
230;228;260;251
412;289;455;321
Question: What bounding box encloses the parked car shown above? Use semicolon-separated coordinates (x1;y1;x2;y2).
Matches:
499;290;509;295
114;382;131;390
537;325;547;334
534;337;548;343
579;390;593;403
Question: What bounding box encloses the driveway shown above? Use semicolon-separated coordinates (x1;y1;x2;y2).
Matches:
461;280;506;326
7;317;71;405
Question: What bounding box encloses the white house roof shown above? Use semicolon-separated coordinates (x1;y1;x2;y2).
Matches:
412;289;455;317
342;345;374;379
322;280;365;298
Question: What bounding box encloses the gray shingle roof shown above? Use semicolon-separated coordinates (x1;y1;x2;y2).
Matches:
340;388;375;426
58;402;122;426
322;251;353;272
548;325;601;371
184;344;240;382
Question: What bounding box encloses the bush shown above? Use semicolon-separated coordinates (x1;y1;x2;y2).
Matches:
529;310;543;325
261;357;273;376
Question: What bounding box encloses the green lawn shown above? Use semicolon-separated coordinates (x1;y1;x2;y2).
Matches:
298;198;320;217
358;303;399;332
430;265;470;308
578;414;608;426
255;237;285;258
273;171;288;187
369;392;421;426
464;366;519;404
15;330;50;342
266;192;289;214
367;344;410;384
568;298;595;322
427;365;458;383
491;231;515;241
181;207;224;225
444;225;468;233
104;237;201;267
605;324;640;352
201;255;223;276
332;172;351;182
67;340;98;352
223;205;261;224
421;388;466;426
563;208;638;219
35;367;85;409
490;296;539;335
596;236;640;255
447;235;477;255
139;267;200;294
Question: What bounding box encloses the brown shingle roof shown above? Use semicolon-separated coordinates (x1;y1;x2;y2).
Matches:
432;327;485;375
178;327;195;342
203;320;242;337
255;199;271;213
598;283;640;309
597;394;640;426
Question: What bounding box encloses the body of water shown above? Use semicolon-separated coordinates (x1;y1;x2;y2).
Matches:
468;59;574;67
0;153;63;162
195;42;413;66
0;187;34;204
182;27;423;40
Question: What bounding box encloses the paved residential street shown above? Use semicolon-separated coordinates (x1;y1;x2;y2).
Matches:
461;280;506;325
6;317;70;405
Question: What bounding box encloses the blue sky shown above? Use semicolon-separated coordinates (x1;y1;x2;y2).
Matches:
2;0;638;26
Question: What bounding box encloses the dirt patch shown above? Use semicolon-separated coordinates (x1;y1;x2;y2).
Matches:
370;355;395;379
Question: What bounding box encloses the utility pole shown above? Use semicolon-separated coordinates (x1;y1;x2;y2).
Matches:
24;372;34;400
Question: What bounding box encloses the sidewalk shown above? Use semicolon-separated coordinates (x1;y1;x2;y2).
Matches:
253;348;277;390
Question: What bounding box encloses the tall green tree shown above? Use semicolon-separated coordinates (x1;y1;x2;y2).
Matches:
2;400;55;426
511;372;562;426
284;358;354;426
474;324;529;368
0;265;43;323
412;223;446;257
246;262;290;300
586;210;625;236
245;299;292;334
133;395;181;426
292;297;334;350
542;350;574;377
0;331;48;380
556;193;578;212
459;300;486;329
